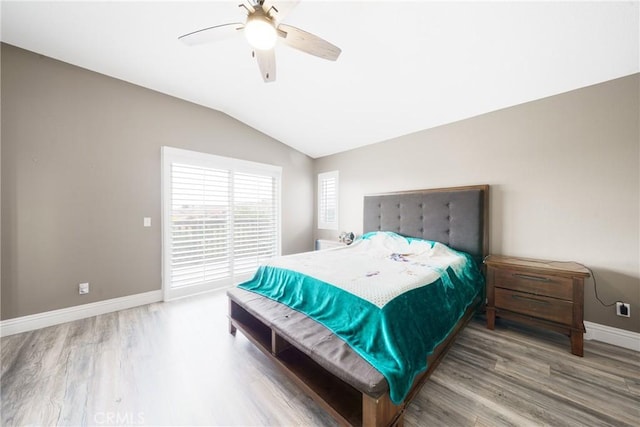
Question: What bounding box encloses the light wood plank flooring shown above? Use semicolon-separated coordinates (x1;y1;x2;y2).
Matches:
2;290;639;426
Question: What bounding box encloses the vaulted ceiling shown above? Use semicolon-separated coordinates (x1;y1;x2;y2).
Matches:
2;1;638;158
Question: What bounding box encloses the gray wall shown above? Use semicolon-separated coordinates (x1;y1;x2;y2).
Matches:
2;42;639;334
315;74;640;333
1;44;315;320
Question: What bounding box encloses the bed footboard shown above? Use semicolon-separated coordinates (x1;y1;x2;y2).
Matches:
229;296;401;426
228;292;480;427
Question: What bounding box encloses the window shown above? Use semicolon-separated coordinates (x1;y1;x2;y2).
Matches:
318;170;338;230
162;147;281;300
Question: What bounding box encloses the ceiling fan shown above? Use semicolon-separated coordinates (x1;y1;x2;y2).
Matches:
178;0;342;82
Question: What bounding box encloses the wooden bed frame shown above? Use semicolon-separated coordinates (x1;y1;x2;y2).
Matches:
228;185;489;426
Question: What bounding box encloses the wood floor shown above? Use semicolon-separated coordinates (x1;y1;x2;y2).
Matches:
2;290;639;426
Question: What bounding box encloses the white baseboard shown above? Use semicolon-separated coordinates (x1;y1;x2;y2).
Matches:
584;321;640;352
2;292;637;353
0;290;163;337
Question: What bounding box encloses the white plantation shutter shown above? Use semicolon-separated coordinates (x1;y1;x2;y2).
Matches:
170;164;231;287
162;147;281;300
233;172;278;275
319;178;336;222
318;171;338;230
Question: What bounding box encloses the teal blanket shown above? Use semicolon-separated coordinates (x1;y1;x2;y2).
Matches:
238;231;483;404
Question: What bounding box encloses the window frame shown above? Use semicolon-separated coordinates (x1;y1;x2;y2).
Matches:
317;170;339;230
161;146;282;301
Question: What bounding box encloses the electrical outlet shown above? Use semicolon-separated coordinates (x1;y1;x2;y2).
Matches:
616;302;630;318
79;282;89;295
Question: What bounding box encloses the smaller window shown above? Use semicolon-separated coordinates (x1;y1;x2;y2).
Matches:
318;171;339;230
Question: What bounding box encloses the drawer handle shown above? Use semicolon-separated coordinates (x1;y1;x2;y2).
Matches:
514;273;550;282
511;294;550;305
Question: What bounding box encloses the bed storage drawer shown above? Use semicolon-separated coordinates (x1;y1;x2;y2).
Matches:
494;268;573;300
494;288;573;325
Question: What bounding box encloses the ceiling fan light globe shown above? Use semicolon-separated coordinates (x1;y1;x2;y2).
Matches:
244;16;277;50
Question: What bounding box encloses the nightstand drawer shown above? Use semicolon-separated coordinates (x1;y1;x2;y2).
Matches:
495;288;573;325
494;268;573;300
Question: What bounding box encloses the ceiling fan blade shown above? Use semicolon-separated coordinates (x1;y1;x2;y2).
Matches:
254;49;276;82
241;0;256;14
178;23;244;46
278;23;341;61
262;0;300;23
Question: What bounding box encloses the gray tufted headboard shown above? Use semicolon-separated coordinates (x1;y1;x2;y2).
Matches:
363;185;489;264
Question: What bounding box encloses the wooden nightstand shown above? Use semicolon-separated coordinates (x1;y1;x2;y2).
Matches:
485;255;590;356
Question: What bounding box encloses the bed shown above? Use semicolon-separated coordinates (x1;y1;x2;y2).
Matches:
227;185;489;426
